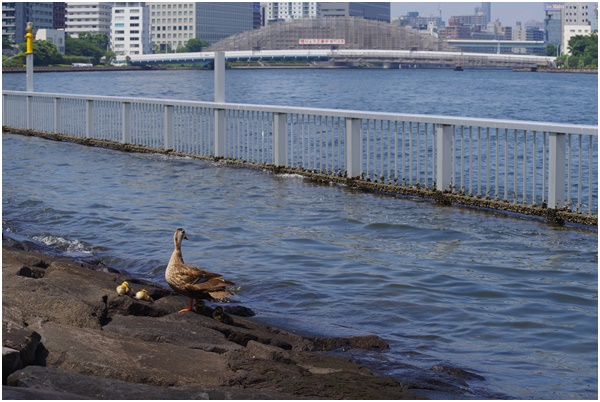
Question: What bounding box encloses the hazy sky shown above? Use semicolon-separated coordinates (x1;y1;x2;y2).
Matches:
390;2;547;27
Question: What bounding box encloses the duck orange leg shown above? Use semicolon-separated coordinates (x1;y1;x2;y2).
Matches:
178;297;194;313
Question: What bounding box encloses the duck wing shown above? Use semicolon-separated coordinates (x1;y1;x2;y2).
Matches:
178;263;235;295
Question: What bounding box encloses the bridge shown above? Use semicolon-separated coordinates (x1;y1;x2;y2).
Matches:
126;49;556;69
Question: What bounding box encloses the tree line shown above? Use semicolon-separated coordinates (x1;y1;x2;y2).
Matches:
548;32;598;68
2;34;210;67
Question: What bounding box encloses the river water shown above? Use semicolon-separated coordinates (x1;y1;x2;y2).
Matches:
2;69;598;399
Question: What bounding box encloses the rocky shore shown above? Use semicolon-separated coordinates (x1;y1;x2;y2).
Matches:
3;235;493;399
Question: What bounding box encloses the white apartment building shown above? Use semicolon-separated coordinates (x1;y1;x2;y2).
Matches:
66;2;113;38
265;2;319;24
36;28;66;54
561;2;592;55
111;2;151;60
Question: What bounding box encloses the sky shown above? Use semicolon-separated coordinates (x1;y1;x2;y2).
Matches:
390;1;547;27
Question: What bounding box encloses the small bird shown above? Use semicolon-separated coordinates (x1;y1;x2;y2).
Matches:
116;281;134;297
194;300;214;317
212;306;233;325
165;228;235;313
134;289;154;303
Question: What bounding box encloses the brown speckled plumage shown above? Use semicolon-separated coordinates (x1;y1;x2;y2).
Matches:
165;228;234;312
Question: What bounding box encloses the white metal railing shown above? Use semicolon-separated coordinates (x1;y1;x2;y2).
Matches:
3;90;598;217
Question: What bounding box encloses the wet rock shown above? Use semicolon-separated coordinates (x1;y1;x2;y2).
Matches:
431;364;486;381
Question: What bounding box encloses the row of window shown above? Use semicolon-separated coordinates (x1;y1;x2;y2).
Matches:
153;25;192;31
152;18;194;24
152;11;192;16
114;37;140;41
150;4;193;9
153;33;191;39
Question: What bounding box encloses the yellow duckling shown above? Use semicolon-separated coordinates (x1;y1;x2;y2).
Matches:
194;300;214;317
134;289;154;303
116;281;134;297
212;306;233;325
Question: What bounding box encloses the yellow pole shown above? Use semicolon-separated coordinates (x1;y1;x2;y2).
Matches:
25;22;34;54
25;22;34;92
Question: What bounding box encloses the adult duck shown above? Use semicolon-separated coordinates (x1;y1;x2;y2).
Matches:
165;228;235;313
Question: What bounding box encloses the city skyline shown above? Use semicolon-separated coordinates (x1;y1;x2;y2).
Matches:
390;2;546;27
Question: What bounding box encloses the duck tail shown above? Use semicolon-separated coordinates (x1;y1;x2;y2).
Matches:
208;289;235;300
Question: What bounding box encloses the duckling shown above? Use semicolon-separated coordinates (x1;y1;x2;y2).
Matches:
116;281;134;297
165;228;235;313
194;300;214;317
134;289;154;303
212;306;233;325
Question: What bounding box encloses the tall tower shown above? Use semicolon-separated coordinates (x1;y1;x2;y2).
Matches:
481;2;491;25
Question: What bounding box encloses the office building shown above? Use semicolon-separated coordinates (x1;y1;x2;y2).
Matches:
561;2;592;54
66;2;113;38
111;2;151;59
150;2;255;50
264;2;319;24
53;2;66;29
319;2;390;22
2;2;54;45
544;3;564;48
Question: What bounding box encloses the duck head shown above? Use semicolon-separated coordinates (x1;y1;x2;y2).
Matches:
174;228;189;246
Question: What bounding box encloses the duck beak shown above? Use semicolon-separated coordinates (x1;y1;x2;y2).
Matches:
184;234;189;240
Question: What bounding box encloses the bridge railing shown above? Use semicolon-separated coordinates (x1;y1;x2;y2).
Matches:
3;90;597;219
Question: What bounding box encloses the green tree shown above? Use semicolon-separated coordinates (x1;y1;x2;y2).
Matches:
2;36;15;50
185;38;209;52
545;43;557;57
18;39;63;66
77;32;109;51
65;35;103;64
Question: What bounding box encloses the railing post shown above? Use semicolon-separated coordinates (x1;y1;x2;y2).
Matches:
164;105;174;150
436;124;453;191
345;117;361;178
26;95;33;129
3;94;8;126
122;102;131;144
86;99;94;138
548;132;566;208
53;97;60;133
214;51;226;158
273;112;288;166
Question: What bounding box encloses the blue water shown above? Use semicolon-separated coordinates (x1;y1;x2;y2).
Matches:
2;69;598;399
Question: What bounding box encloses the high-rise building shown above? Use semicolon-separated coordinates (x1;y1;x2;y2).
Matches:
561;2;592;54
66;2;113;38
150;2;254;50
319;2;390;22
53;2;66;29
111;2;151;59
544;3;564;48
265;2;319;24
2;2;54;45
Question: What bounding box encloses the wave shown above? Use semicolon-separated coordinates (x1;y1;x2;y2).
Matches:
32;234;93;254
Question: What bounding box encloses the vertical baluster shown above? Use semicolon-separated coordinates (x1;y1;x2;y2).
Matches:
495;128;499;200
513;129;517;202
401;121;405;184
469;126;474;196
523;131;527;204
589;136;593;215
408;122;413;185
577;134;582;212
567;134;572;207
542;132;547;205
477;127;481;197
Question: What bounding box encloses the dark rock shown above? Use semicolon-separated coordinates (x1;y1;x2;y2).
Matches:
1;244;434;399
2;324;41;366
6;366;292;399
3;347;23;384
223;305;255;317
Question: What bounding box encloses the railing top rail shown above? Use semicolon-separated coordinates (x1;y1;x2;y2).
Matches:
3;90;597;136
